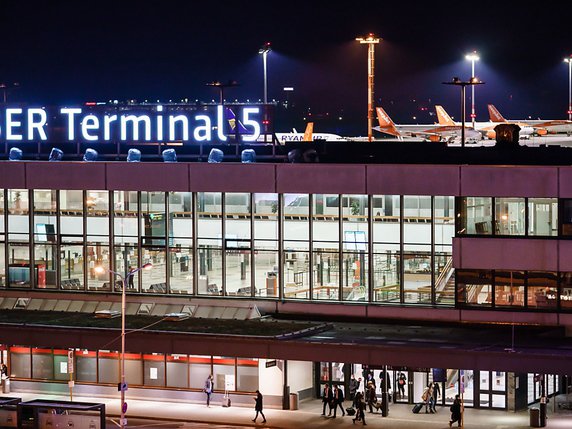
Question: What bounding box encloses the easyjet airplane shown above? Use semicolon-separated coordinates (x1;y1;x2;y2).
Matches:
488;104;572;136
374;106;482;143
435;105;534;140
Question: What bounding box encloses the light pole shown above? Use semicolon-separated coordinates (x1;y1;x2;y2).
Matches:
564;55;572;121
95;263;152;429
442;77;485;147
259;42;271;104
465;52;480;127
356;34;381;142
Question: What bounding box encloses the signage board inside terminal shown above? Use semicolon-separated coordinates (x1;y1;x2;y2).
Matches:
0;104;263;144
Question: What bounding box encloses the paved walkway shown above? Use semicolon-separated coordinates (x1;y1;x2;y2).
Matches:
4;391;572;428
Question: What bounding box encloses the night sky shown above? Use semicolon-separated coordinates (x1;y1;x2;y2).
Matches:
1;1;570;134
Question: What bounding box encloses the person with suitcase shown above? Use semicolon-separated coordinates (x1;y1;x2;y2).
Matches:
252;390;266;424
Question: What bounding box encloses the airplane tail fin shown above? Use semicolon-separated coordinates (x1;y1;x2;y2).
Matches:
375;107;401;137
488;104;506;123
303;122;314;142
435;105;456;126
225;107;250;134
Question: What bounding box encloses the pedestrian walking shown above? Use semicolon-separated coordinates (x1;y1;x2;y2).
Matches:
252;390;266;423
422;382;434;413
349;374;361;402
352;392;367;425
431;381;440;412
204;374;214;407
397;373;406;399
321;384;333;416
332;385;345;417
366;382;378;413
449;394;462;427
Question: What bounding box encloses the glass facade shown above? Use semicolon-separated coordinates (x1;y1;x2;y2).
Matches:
0;189;569;311
8;346;259;393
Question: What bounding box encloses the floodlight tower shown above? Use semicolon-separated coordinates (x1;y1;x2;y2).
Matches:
465;51;480;127
356;34;381;142
564;55;572;121
259;42;272;104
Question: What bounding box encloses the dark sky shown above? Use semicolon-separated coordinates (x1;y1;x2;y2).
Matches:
1;1;570;131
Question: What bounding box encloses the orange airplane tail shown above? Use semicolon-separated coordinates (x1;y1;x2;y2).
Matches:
488;104;506;123
302;122;314;141
435;105;456;126
376;107;401;137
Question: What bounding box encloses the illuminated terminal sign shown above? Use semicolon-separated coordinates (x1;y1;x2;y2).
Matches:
0;105;262;143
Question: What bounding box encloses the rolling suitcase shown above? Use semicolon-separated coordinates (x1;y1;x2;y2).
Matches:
222;390;231;407
412;402;423;414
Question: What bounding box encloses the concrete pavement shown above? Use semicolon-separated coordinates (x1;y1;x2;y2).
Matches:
3;391;572;428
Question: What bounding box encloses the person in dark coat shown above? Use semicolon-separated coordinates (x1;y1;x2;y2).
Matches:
449;394;462;427
321;384;333;416
349;375;361;402
332;385;345;417
203;374;213;407
366;382;377;413
352;392;367;425
431;382;440;412
252;390;266;423
397;373;407;399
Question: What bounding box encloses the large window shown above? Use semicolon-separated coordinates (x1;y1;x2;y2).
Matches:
197;193;222;296
283;194;310;299
459;196;556;237
456;269;493;307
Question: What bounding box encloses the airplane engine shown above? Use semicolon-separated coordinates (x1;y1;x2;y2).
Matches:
486;130;496;139
429;135;441;142
536;128;548;136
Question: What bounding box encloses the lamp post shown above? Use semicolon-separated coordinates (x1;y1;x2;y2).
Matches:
259;42;271;104
564;56;572;121
442;77;485;147
465;52;480;127
95;263;152;429
356;34;381;142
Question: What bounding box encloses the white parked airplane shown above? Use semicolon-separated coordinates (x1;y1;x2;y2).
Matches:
374;106;482;143
488;104;572;136
435;105;534;140
274;122;345;143
225;108;344;143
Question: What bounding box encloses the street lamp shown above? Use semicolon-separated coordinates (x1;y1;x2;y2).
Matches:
465;51;480;127
564;55;572;121
95;263;152;429
442;77;485;147
259;42;271;104
356;34;381;142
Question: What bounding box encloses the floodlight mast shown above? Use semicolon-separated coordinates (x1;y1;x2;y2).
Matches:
356;34;381;142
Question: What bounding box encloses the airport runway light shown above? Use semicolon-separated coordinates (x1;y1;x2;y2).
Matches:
206;80;240;105
465;51;480;127
565;56;572;121
259;42;272;104
443;76;485;147
95;263;153;429
356;34;381;142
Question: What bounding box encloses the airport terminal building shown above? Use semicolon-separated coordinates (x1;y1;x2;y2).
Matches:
0;125;571;414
